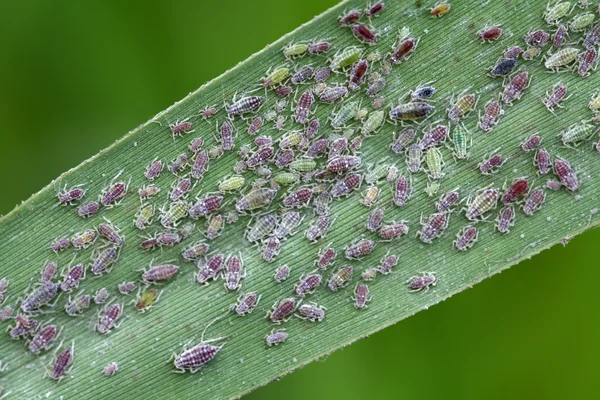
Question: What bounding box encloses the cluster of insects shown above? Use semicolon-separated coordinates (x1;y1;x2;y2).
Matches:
2;0;597;391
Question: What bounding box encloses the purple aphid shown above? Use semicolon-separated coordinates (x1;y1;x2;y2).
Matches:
77;201;100;218
391;129;416;153
266;329;289;346
295;273;322;297
418;125;448;150
227;96;263;116
95;303;123;335
0;305;13;321
254;135;273;148
103;362;119;376
378;254;398;275
170;178;192;201
39;262;57;283
145;159;163;181
276;86;293;97
348;59;369;90
283;187;313;208
295;89;314;124
140;237;160;250
182;242;210;261
57;186;86;205
188;195;223;219
142;264;180;283
379;222;409;241
21;282;59;312
262;237;281;263
224;255;244;291
353;283;371;309
98;222;124;245
552;25;568;48
407;272;437;293
584;22;600;49
350;136;363;152
525;29;550;47
345;239;375;260
201;106;217;119
479;154;504;175
535;148;551;175
331;173;362;198
304;138;328;159
173;340;225;373
308;40;331;54
246;146;274;169
51;237;71;253
366;208;385;232
318;86;348;103
274;265;291;283
28;324;59;354
502;179;529;204
9;314;38;338
94;288;109;304
316;246;336;269
554;158;579;191
274;148;295;168
291;66;315;84
327;155;361;173
91;247;119;275
233;292;260;316
188;138;204;153
496;205;516;233
248;117;263;136
118;281;136;295
504;46;524;59
437;190;459;213
216;120;234;151
393;176;411;207
417;212;449;243
454;226;479;251
339;9;361;25
544;84;568;110
546;179;563;191
101;180;128;207
522;189;546;215
522;134;541;152
60;263;85;292
578;47;598;77
296;303;326;322
169;153;189;175
195;254;225;285
306;119;321;139
138;184;160;200
268;297;297;324
191;151;209;180
314;67;331;83
328;137;348;160
502;71;529;104
305;216;332;242
65;294;91;316
479;100;503;133
170;120;193;136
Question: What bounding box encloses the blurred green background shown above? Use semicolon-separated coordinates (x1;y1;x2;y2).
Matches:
1;1;599;399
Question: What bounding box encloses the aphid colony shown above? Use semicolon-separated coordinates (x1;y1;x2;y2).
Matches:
2;0;596;384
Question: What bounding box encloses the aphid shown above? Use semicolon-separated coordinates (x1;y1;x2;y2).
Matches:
328;266;353;292
266;329;288;346
182;242;210;261
95;303;123;335
589;92;600;112
489;58;518;77
140;237;160;250
522;46;542;60
273;172;300;186
560;121;595;146
405;144;423;173
195;253;225;285
291;66;315;84
371;95;385;109
544;2;572;24
379;222;409;241
141;264;179;284
331;173;362;198
191;151;209;180
407;272;437;293
578;47;598;77
361;268;378;281
65;293;91;316
98;221;124;245
208;145;225;159
304;139;328;159
94;288;109;304
201;106;217;119
348;59;370;90
0;305;13;321
100;180;128;207
169;177;192;201
330;47;362;70
389;102;434;120
502;179;529;205
544;47;579;70
366;1;386;16
339;8;362;25
246;117;263;136
327;137;348;160
552;24;569;47
386;164;399;183
478;25;503;41
305;216;332;242
391;129;416;153
450;124;471;159
504;45;524;59
77;201;100;218
160;201;187;227
271;265;291;284
218;120;235;151
60;263;85;292
134;204;154;230
268;297;297;324
522;134;542;152
313;67;331;82
430;2;451;16
279;131;304;150
353;283;371;309
525;29;550;47
295;273;322;297
204;214;224;240
117;281;136;295
389;35;418;64
145;159;163;181
502;71;529;104
584;22;600;48
308;40;331;54
283;41;309;59
522;188;546;215
479;154;504;175
71;229;96;249
274;211;303;239
263;66;290;88
466;188;499;221
496;205;516;233
419;124;448;150
327;155;361;173
235;188;278;213
135;288;161;312
363;207;384;232
173;318;227;373
57;186;86;205
283;187;313;208
361;110;385;135
351;24;377;44
546;179;563;191
9;314;39;338
390;176;410;208
222;255;244;292
158;231;183;248
318;86;349;103
246;214;278;243
331;102;358;129
378;253;398;275
227;96;262;117
169;153;189;175
435;190;459;213
479;100;503;133
188;137;204;153
425;147;444;180
262;237;281;262
218;175;245;193
417;212;449;243
40;262;58;283
361;186;380;207
28;324;59;354
570;12;595;31
313;190;331;216
233;292;260;316
247;146;275;169
366;73;386;96
544;83;568;110
170;119;193;136
345;239;375;260
51;237;71;253
138;184;160;200
535;148;551;176
453;226;479;251
91;246;119;275
296;303;326;322
179;222;196;240
448;93;476;123
188;195;223;219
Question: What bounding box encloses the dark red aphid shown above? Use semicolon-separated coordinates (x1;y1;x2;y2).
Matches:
554;158;579;191
98;222;124;245
247;117;263;136
276;86;292;97
283;187;313;208
51;237;71;253
305;216;332;242
58;186;86;205
502;71;529;104
437;190;459;213
407;272;437;293
393;176;411;207
348;60;369;90
504;46;524;59
339;9;361;25
479;154;504;174
522;134;541;152
578;47;598;77
268;297;297;323
140;237;160;250
201;106;217;119
188;138;204;153
378;254;398;275
174;340;225;373
327;155;361;173
142;264;180;283
188;195;223;219
308;41;331;54
40;261;57;283
316;246;336;269
47;341;74;381
389;38;417;64
96;303;123;334
262;237;281;263
418;212;449;243
246;146;274;168
525;29;549;47
295;274;322;297
366;2;386;16
552;25;568;48
170;120;193;136
351;24;377;44
29;324;59;354
274;265;291;283
328;137;348;160
454;226;479;251
502;179;529;204
101;181;127;207
60;263;85;292
584;22;600;49
76;199;100;219
191;151;209;180
544;84;568;110
479;100;503;132
478;26;503;41
219;120;235;151
522;188;546;215
418;124;448;150
195;254;225;285
331;173;362;198
274;148;295;168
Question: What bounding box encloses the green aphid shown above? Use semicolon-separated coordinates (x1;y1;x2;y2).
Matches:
559;121;595;145
331;102;359;129
570;13;595;31
544;2;572;24
218;175;245;192
330;47;362;70
425;180;441;197
361;110;385;135
283;42;309;58
160;201;187;228
544;47;579;69
451;124;472;159
274;172;300;186
425;147;444;180
280;131;304;149
589;92;600;111
328;266;353;292
289;159;317;172
236;187;278;212
366;51;382;62
343;128;356;137
208;145;224;159
135;288;161;312
448;93;476;122
246;214;278;242
205;214;224;240
366;163;391;184
354;108;369;120
263;66;290;87
134;204;155;230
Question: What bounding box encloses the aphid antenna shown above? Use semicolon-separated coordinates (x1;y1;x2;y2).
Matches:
199;311;231;344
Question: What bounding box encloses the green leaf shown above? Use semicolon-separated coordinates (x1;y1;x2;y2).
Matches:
1;0;599;399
